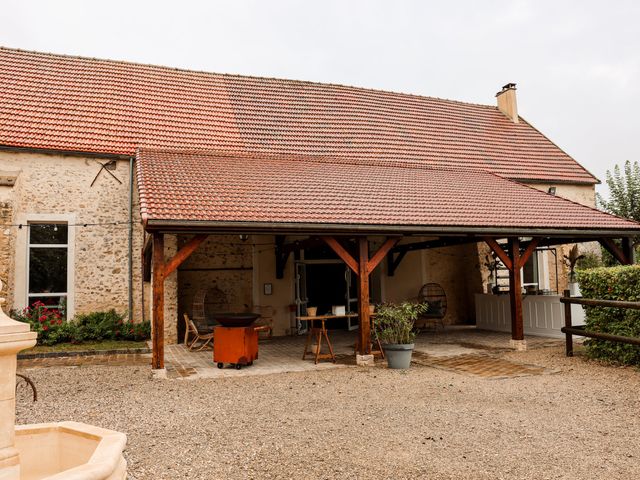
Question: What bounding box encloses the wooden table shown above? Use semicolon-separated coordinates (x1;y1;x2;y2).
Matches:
297;314;357;364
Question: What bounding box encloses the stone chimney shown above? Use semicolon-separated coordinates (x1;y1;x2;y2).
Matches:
496;83;518;123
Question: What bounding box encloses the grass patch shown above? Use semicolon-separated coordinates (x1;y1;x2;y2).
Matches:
25;340;148;354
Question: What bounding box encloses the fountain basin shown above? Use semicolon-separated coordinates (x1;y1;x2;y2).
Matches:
14;422;126;480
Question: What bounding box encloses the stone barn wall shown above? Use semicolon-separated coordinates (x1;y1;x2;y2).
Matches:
0;150;144;320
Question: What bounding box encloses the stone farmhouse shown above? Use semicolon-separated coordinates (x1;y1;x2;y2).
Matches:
0;47;638;368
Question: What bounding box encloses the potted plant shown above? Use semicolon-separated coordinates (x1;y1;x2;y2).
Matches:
564;245;585;296
373;301;428;369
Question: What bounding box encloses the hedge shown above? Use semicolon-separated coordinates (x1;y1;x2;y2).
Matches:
576;265;640;365
11;302;150;346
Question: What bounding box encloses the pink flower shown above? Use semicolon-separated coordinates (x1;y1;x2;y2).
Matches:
42;325;48;331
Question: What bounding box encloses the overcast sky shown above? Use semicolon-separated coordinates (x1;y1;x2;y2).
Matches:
2;0;639;198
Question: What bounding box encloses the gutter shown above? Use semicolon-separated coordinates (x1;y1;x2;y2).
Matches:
128;157;134;322
0;144;129;160
143;219;640;238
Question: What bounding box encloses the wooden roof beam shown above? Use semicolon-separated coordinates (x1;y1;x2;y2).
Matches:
321;236;359;274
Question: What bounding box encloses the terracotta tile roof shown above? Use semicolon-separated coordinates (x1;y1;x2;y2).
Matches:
136;149;637;234
0;47;596;184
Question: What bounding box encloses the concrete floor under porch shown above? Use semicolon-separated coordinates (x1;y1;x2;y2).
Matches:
161;326;566;380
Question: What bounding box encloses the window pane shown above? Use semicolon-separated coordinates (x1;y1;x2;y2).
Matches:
28;248;67;293
27;296;67;319
29;224;68;245
523;252;538;284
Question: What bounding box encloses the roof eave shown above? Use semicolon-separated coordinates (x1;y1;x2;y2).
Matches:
0;144;131;160
144;219;640;238
510;177;600;186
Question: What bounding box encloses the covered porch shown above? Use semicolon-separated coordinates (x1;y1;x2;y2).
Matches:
161;326;565;379
136;148;640;370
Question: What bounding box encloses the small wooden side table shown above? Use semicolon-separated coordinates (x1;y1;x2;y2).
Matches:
297;314;357;364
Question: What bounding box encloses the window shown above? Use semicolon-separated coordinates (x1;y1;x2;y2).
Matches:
522;250;539;287
27;223;68;315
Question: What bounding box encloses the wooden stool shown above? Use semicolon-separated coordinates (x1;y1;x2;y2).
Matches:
302;318;336;364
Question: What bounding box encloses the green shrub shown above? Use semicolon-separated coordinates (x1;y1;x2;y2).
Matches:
576;265;640;365
75;310;124;341
11;303;151;346
373;302;428;345
576;251;603;270
117;320;151;341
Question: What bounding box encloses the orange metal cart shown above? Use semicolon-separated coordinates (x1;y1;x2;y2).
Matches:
213;326;258;370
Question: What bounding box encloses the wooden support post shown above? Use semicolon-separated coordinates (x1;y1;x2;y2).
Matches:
275;235;289;279
151;232;165;370
622;237;635;265
357;237;371;355
386;250;406;277
321;235;394;355
507;237;524;341
563;289;573;357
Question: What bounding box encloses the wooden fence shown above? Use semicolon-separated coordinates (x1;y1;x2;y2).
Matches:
560;290;640;356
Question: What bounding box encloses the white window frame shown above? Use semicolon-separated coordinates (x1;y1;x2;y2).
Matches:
520;249;552;292
14;213;76;319
27;222;69;313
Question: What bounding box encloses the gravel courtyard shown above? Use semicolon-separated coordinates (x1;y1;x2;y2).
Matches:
16;346;640;480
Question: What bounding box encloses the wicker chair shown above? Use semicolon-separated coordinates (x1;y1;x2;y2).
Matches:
183;313;214;351
192;286;229;326
253;305;274;339
414;283;447;331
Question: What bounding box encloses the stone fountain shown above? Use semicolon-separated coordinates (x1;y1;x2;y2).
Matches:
0;280;127;480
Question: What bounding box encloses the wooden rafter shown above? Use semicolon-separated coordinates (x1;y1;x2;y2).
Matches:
622;237;635;265
281;236;325;254
518;237;540;269
386;250;407;277
599;238;632;265
392;236;480;253
164;234;209;276
321;236;359;274
275;235;289;279
367;237;400;272
483;237;512;270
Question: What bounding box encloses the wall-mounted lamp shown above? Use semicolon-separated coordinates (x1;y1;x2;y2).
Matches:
239;234;249;242
548;187;556;195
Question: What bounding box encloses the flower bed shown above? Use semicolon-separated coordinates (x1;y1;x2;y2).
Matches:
12;302;150;346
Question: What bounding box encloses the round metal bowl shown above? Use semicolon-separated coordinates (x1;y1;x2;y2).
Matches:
210;313;260;328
